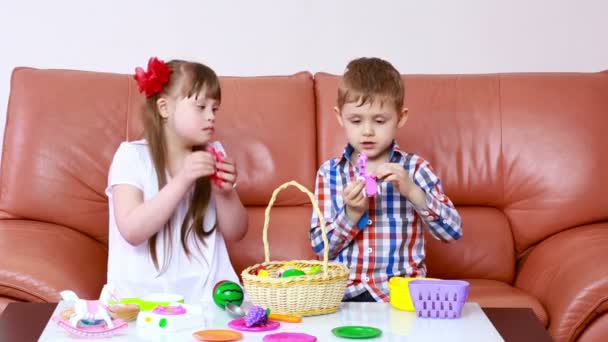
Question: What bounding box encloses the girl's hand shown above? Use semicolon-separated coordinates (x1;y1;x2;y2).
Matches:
214;156;238;192
177;151;216;185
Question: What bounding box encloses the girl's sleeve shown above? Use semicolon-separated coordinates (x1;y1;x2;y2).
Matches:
106;142;144;197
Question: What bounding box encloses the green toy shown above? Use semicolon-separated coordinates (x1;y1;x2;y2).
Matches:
282;269;306;278
307;265;322;275
109;293;184;311
212;280;244;309
332;326;382;339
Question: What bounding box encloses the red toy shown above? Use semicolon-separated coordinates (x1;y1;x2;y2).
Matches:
207;141;226;186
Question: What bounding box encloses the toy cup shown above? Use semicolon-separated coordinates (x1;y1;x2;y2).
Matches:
389;277;438;311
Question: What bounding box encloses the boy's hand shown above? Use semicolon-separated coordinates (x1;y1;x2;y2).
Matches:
213;156;238;193
342;180;368;222
375;163;428;208
375;163;418;198
177;151;216;185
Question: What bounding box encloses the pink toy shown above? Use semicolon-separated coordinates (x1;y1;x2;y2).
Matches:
152;305;187;315
55;285;128;338
357;153;379;197
52;317;127;338
207;141;226;186
263;332;317;342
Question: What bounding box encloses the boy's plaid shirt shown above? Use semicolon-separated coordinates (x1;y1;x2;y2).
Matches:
310;143;463;301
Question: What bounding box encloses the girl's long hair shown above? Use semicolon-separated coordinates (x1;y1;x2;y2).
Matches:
141;60;221;274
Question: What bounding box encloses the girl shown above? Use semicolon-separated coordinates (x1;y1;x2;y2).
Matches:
105;57;248;303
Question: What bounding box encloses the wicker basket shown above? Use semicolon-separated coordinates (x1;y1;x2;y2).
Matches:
241;181;350;316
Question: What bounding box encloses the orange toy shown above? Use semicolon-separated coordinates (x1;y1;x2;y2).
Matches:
193;329;243;341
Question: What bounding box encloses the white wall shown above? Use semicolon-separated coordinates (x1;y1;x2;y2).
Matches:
1;0;607;151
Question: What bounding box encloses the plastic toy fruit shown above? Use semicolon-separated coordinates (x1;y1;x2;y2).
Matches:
212;280;244;309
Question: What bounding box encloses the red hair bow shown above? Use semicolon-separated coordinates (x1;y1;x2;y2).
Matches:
134;57;172;97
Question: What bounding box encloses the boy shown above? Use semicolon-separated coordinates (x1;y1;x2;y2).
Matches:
310;57;462;302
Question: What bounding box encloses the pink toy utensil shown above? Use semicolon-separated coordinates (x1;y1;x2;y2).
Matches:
357;153;379;197
207;141;226;186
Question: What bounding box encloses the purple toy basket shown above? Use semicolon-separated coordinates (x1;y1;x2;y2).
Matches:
408;280;470;319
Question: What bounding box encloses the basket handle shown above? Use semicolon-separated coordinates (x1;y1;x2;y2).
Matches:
262;180;329;274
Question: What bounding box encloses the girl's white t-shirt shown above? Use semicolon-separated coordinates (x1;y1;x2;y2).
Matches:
105;139;239;304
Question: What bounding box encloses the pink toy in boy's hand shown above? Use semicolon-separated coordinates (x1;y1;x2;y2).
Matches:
357;153;379;197
207;141;226;186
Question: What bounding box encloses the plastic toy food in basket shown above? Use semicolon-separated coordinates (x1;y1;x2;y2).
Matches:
408;279;470;319
241;181;349;316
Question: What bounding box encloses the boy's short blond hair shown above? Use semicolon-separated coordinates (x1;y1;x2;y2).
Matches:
337;57;404;112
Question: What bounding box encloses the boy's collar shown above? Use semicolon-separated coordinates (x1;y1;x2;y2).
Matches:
334;141;403;168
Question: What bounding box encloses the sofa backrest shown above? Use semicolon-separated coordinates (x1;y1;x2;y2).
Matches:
495;72;608;252
2;68;607;285
212;72;320;272
0;68;133;243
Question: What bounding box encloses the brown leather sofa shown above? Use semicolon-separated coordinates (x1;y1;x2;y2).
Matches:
1;67;607;341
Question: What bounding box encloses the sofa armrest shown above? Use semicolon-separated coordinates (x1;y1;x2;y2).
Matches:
515;223;608;342
0;220;107;302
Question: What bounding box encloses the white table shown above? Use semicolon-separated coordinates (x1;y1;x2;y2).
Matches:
39;301;504;341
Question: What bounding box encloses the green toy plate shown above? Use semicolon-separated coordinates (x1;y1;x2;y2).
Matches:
331;326;382;339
